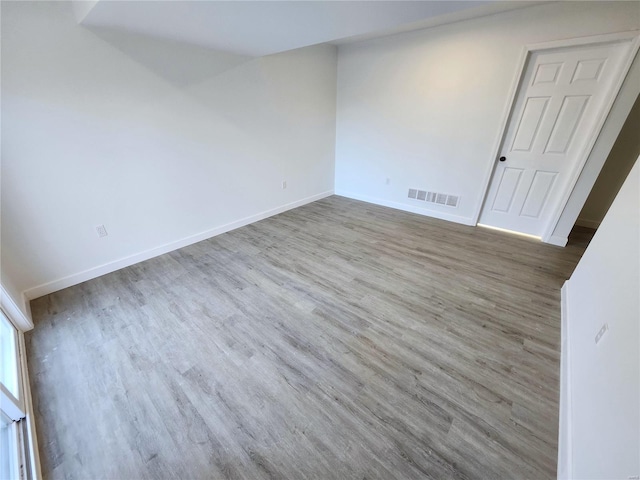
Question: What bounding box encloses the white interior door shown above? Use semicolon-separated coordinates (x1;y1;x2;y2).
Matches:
479;40;632;237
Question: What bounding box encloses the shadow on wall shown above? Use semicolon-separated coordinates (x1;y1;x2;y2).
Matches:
577;93;640;228
85;26;253;88
83;20;333;165
78;23;280;164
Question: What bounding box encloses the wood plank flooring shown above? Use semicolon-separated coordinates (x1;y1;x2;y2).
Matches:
27;196;592;479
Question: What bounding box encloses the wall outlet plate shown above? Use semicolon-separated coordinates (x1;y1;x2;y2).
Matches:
95;225;108;238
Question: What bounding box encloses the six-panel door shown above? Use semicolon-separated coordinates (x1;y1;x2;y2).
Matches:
479;41;631;237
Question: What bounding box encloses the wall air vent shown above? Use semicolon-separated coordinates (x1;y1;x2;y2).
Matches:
408;188;459;208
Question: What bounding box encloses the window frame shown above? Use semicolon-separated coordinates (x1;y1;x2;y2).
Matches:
1;310;25;420
2;410;20;479
0;301;41;480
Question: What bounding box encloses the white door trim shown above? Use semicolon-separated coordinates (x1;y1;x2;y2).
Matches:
473;30;640;244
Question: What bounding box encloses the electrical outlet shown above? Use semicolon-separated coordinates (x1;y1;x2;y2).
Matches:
595;323;609;345
282;180;287;189
95;225;108;238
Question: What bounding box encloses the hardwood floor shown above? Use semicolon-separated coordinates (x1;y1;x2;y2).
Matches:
27;196;591;479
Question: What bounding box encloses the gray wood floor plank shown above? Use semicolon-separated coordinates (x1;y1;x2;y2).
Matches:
26;196;593;479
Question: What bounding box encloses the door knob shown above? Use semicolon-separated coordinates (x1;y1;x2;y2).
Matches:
499;156;506;162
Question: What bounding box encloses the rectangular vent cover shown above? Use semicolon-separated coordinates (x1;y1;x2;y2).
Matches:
408;189;459;208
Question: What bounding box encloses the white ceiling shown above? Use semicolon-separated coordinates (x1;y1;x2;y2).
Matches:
78;1;540;57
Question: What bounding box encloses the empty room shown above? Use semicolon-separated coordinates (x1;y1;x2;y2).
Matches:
1;1;639;479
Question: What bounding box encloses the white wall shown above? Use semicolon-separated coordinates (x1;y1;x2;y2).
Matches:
560;159;639;479
334;1;640;225
1;1;337;300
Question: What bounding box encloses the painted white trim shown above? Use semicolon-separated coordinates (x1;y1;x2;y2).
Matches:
542;32;640;242
547;234;568;247
472;46;530;225
0;285;33;332
575;218;601;229
24;191;333;300
0;385;23;422
558;282;573;480
335;190;475;226
18;331;42;480
526;30;640;53
0;309;40;478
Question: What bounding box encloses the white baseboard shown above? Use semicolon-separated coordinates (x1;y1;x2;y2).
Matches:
23;191;333;301
547;234;569;247
334;190;475;226
575;217;601;229
558;282;573;480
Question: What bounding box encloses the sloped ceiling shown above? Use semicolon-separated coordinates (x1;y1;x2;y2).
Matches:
78;1;540;57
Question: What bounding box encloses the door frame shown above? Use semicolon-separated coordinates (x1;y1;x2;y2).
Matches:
473;30;640;245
